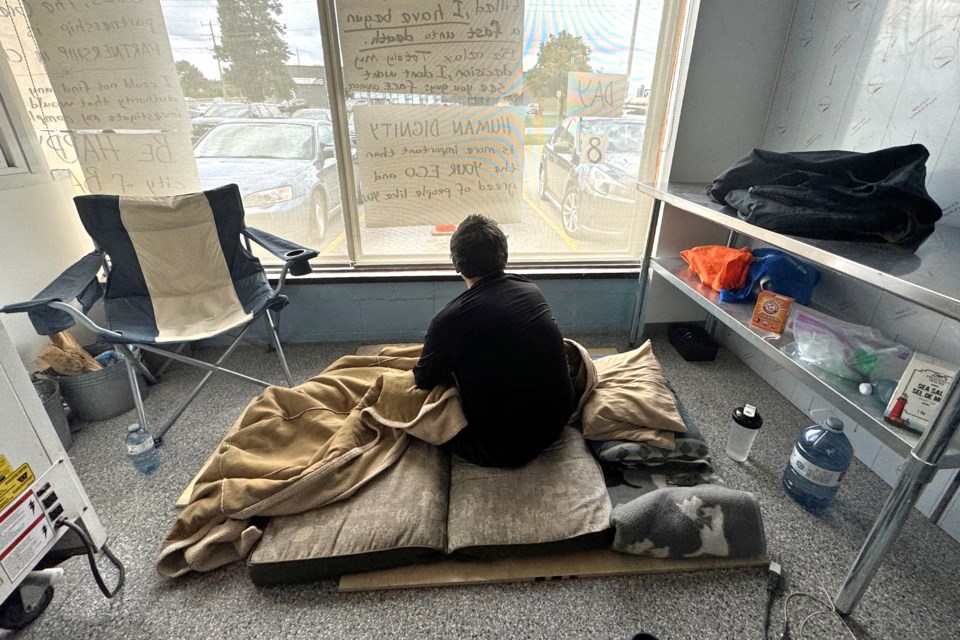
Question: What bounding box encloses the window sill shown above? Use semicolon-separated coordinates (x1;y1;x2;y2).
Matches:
0;168;51;191
268;264;643;284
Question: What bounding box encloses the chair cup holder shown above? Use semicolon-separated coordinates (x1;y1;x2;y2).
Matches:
286;253;313;276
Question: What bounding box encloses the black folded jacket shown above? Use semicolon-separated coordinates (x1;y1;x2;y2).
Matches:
706;145;942;247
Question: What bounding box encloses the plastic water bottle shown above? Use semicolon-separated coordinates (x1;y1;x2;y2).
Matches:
125;424;159;475
782;416;853;514
725;404;763;462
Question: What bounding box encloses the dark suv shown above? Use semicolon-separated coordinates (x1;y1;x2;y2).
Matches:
191;102;285;142
538;116;646;236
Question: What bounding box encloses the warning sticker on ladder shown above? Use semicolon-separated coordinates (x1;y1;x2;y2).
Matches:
0;490;52;583
0;462;34;512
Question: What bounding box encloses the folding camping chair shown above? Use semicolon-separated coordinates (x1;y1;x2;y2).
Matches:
1;184;318;445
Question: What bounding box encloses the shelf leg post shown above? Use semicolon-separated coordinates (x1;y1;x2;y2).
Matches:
834;375;960;614
629;196;662;347
833;453;935;615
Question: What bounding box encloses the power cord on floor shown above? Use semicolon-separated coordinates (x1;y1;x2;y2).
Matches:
765;562;857;640
764;562;785;639
55;518;125;598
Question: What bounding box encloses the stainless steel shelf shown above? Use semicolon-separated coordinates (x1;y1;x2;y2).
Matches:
638;182;960;323
651;257;960;468
635;182;960;614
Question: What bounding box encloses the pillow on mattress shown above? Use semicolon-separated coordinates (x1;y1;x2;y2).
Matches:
590;381;712;472
581;340;686;448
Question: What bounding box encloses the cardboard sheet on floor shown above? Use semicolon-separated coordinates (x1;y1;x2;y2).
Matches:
338;549;768;592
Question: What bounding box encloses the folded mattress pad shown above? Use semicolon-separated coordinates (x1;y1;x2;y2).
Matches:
247;426;614;584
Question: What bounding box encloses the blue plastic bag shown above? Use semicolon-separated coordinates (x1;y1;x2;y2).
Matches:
719;248;821;305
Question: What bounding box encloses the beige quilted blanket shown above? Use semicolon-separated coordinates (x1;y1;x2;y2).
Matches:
156;345;467;578
157;341;610;578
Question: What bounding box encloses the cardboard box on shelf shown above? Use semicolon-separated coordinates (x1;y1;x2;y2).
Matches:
884;352;958;433
750;291;794;335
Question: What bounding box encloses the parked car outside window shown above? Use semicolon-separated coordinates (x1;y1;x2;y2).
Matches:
292;108;332;121
294;109;356;144
193;118;352;245
191;102;285;143
525;102;541;116
538;116;646;236
280;98;309;114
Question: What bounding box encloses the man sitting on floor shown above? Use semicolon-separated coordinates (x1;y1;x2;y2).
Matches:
413;214;575;467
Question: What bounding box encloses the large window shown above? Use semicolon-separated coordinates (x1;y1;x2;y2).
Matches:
0;0;680;268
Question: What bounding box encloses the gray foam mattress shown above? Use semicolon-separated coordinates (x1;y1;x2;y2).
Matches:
247;426;614;585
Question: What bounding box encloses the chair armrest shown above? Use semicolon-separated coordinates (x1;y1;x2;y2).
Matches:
0;252;105;335
242;227;318;277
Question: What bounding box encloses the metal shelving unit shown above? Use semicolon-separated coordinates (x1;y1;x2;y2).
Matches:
634;182;960;615
650;256;960;467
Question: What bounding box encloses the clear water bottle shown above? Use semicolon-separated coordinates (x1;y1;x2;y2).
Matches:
125;423;159;475
782;416;853;514
725;404;763;462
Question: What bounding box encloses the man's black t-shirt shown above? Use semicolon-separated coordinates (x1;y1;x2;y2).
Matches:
413;272;575;467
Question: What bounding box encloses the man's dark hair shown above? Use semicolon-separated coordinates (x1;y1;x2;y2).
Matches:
449;215;508;278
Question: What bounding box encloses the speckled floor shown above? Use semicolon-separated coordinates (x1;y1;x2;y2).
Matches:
4;327;957;640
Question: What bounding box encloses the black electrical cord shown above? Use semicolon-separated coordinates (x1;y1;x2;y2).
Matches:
55;518;125;598
764;562;785;640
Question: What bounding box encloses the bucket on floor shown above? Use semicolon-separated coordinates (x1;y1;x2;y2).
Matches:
56;348;148;423
33;377;72;451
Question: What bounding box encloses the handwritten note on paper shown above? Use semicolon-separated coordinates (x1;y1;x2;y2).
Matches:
355;104;522;227
67;131;199;196
23;0;191;131
566;72;628;118
336;0;523;99
0;6;89;190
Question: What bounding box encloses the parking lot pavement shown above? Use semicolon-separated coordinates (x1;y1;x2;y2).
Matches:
311;144;581;259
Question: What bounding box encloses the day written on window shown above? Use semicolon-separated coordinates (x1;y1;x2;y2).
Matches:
0;0;668;267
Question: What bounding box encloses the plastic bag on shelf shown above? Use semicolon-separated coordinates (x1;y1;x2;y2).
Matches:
679;245;753;292
781;306;912;383
719;247;822;305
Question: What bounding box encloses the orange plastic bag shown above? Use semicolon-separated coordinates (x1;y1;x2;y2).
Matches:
679;245;753;292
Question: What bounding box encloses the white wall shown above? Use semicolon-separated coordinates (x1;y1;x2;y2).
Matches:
760;0;960;224
0;170;94;365
668;0;797;183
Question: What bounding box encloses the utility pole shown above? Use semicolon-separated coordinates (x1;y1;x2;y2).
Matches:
205;19;227;99
625;0;641;95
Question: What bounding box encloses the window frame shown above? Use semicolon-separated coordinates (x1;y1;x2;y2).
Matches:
1;1;687;274
314;0;686;272
0;49;47;189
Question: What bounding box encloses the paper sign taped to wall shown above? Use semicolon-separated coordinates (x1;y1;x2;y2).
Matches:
336;0;524;99
70;131;200;196
355;104;523;227
0;8;89;192
566;72;628;118
22;0;192;131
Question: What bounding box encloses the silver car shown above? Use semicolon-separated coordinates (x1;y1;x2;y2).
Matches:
194;118;350;245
